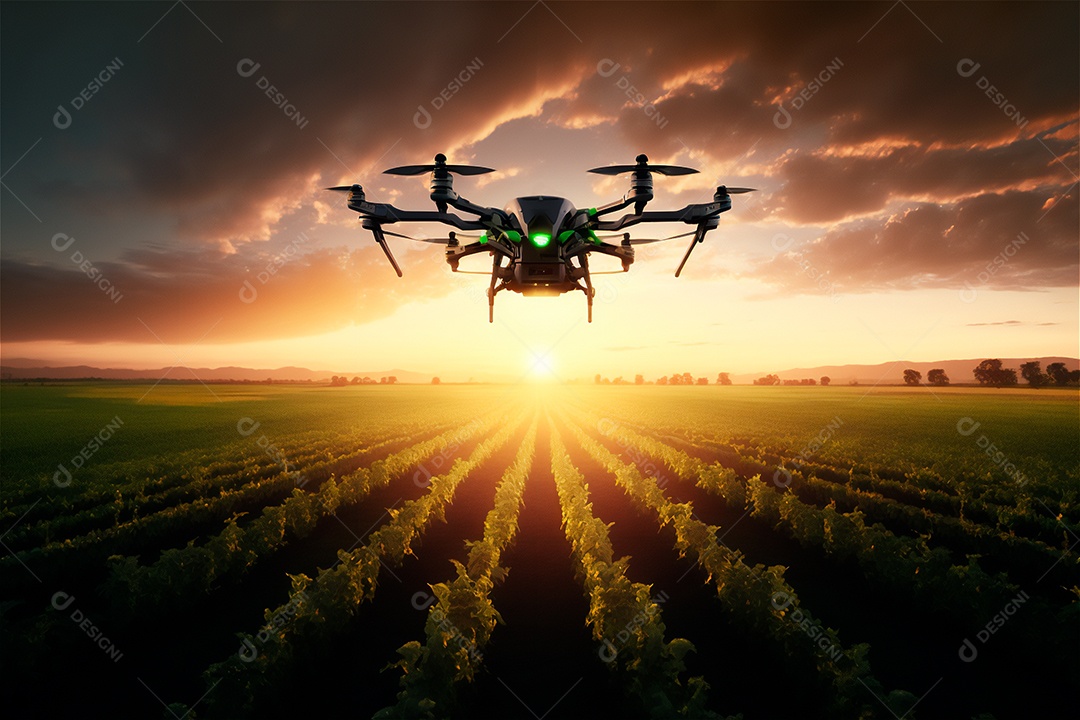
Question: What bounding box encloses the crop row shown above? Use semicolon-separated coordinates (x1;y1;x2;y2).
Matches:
103;409;514;613
376;417;539;718
549;422;723;719
574;411;1074;635
558;412;913;718
197;409;531;716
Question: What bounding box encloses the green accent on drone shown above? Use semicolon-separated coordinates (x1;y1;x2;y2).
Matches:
478;232;488;244
557;230;575;244
530;232;552;248
588;229;600;244
505;230;522;243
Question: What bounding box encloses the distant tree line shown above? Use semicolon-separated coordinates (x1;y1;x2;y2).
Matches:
590;359;1078;388
899;360;1079;388
329;375;396;386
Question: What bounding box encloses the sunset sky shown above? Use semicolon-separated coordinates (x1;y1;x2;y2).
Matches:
2;2;1077;381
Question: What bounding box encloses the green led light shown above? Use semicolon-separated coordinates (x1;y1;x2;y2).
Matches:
505;230;521;243
530;232;551;248
557;230;575;244
588;228;600;244
478;232;488;244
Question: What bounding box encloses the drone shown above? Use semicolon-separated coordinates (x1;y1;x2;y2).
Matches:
328;153;754;322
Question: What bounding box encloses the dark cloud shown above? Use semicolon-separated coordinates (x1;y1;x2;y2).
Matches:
750;189;1078;293
0;245;450;343
1;2;1077;343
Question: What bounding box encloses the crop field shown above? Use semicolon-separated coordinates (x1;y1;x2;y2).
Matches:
1;383;1077;719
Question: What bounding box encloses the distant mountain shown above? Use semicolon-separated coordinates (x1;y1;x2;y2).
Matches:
0;362;434;384
731;357;1079;385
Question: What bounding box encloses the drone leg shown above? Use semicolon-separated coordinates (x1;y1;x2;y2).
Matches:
579;255;595;323
487;255;502;324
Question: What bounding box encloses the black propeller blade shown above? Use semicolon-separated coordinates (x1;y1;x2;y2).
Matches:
326;184;362;192
717;185;756;194
384;153;495;176
587;153;698;176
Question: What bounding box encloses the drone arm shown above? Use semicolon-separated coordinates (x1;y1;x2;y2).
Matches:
444;193;504;222
593;198;731;231
350;199;488;231
591;194;637;218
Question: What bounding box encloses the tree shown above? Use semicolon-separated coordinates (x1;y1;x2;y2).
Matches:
1046;362;1071;386
657;376;668;386
696;377;708;385
634;374;645;385
717;372;732;385
387;376;398;385
903;369;922;386
927;369;949;386
1020;361;1048;388
754;374;780;386
973;359;1018;387
431;377;441;385
594;373;602;384
820;376;830;386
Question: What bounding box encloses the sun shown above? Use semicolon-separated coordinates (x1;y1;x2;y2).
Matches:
526;350;557;382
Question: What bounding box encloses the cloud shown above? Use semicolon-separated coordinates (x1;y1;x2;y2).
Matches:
2;1;1077;347
0;245;451;344
750;189;1078;294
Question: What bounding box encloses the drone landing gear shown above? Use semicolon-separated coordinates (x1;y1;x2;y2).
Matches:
579;254;595;323
488;255;504;323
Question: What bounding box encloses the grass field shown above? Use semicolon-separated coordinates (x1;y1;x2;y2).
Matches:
1;382;1077;719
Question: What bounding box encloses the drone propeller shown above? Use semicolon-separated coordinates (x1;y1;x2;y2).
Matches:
587;154;698;176
716;185;756;194
326;184;362;192
384;153;495;177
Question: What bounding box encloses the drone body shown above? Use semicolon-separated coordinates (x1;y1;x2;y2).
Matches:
328;154;753;322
